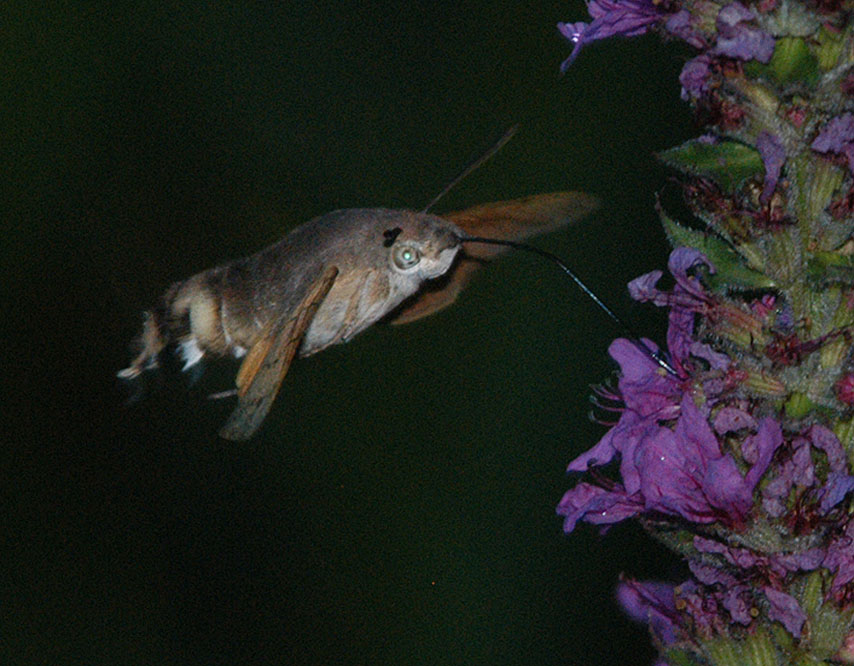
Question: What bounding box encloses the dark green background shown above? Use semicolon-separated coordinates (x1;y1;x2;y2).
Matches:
5;2;693;664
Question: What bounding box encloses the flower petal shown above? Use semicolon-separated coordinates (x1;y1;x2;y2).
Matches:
811;114;854;153
616;578;680;646
680;55;712;101
807;425;847;472
819;472;854;514
714;2;776;63
713;407;758;435
763;587;807;637
756;132;786;203
556;482;642;533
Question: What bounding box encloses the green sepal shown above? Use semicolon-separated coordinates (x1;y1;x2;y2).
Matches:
806;251;854;286
784;392;819;419
657;139;763;192
768;37;819;86
701;636;742;666
743;629;780;666
663;647;703;666
810;604;854;659
815;23;846;70
661;214;776;290
833;415;854;469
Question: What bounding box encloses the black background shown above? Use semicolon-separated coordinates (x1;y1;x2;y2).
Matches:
4;2;693;664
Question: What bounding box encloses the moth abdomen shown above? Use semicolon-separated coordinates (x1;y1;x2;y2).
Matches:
117;270;251;381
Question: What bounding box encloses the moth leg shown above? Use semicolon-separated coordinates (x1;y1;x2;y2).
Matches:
208;388;239;400
117;311;166;379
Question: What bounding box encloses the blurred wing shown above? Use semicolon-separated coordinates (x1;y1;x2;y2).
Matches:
390;191;598;324
218;265;339;441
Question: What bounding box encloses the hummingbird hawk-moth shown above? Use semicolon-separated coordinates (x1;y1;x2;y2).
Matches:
118;192;598;440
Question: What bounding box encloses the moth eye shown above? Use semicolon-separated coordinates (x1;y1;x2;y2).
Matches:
392;243;421;270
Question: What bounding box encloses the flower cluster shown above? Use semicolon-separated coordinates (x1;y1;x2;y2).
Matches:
559;251;781;532
560;249;854;648
557;1;854;663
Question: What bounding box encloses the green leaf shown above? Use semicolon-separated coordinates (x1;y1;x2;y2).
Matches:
657;139;764;192
661;215;776;290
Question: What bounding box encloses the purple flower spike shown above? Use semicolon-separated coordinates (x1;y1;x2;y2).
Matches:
811;113;854;172
756;132;785;203
559;0;668;71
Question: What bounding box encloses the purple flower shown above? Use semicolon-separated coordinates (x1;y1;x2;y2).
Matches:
758;425;854;517
812;114;854;151
557;22;589;71
808;424;847;472
636;396;755;524
558;0;668;71
713;2;775;63
694;535;824;573
630;247;714;307
616;578;681;646
721;585;754;625
629;248;716;376
556;481;642;532
649;405;780;525
713;407;757;434
673;581;728;636
812;113;854;173
665;10;707;49
820;473;854;513
679;55;713;101
824;519;854;600
756;132;785;203
558;249;786;532
686;560;754;625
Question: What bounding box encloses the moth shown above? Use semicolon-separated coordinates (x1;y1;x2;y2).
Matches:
118;192;598;440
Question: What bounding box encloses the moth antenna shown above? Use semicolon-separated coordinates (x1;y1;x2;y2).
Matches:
458;235;679;376
422;125;519;214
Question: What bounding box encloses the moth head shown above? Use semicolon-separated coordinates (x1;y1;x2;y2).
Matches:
382;213;461;280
